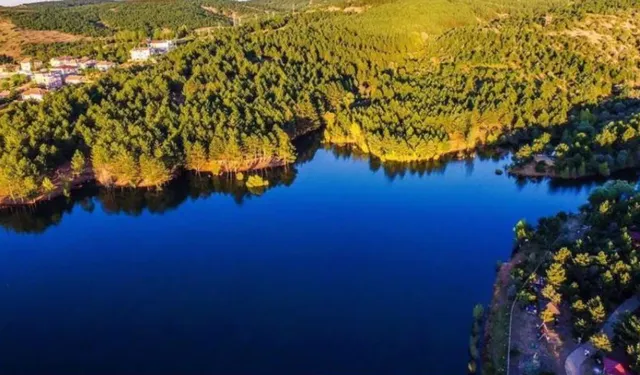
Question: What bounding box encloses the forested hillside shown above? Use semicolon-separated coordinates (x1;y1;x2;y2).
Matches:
0;0;639;204
0;0;236;37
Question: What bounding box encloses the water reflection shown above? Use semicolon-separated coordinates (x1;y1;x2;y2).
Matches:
328;145;507;181
509;168;640;195
0;168;300;234
2;135;639;234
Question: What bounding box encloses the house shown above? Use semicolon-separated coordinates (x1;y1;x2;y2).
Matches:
130;47;153;61
20;59;43;73
50;56;78;68
604;357;633;375
149;39;175;53
21;88;48;102
50;65;79;77
78;58;97;69
95;61;116;72
33;72;63;89
545;302;560;316
64;75;85;85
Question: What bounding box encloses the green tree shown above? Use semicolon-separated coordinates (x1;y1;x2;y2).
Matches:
139;155;171;188
71;150;86;177
546;263;567;287
590;333;612;352
185;142;208;173
41;177;56;198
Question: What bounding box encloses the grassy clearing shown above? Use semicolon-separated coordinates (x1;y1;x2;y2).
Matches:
318;0;570;37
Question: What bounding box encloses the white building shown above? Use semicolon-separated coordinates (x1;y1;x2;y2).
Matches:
20;59;43;74
21;88;48;102
78;58;97;69
149;40;176;54
130;47;153;62
95;61;116;72
50;56;78;68
33;72;63;89
50;65;79;77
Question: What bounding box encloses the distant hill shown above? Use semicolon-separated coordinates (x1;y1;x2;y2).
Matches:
0;0;570;38
0;0;236;37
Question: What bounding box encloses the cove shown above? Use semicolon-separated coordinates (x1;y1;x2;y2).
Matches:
0;144;631;375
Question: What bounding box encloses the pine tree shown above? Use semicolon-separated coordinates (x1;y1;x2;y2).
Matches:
41;177;56;197
71;150;86;178
590;333;612;352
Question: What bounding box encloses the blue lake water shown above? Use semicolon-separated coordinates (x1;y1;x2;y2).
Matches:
0;146;617;374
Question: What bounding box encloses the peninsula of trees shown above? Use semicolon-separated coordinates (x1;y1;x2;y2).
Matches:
484;180;640;375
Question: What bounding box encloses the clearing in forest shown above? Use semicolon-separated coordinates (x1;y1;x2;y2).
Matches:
0;19;87;58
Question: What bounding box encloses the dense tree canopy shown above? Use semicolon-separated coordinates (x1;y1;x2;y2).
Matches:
1;0;639;202
512;181;640;345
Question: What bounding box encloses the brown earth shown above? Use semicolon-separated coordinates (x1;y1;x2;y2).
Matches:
508;162;558;179
0;19;88;59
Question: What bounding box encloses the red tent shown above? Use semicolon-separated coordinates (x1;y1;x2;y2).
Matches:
604;357;633;375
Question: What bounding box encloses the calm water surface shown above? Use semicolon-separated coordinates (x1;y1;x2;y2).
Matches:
0;145;621;375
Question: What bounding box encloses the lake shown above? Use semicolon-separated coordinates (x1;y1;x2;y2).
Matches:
0;142;623;375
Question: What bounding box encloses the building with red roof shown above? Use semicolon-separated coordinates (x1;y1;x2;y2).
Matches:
604;357;633;375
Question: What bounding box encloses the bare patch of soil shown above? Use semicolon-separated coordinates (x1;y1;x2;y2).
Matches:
0;19;88;58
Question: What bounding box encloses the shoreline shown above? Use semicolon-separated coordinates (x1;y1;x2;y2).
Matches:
482;254;521;375
10;133;619;210
0;157;288;210
0;129;488;209
0;123;324;210
508;160;640;180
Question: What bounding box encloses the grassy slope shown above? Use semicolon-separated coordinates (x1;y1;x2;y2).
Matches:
0;0;569;37
305;0;570;36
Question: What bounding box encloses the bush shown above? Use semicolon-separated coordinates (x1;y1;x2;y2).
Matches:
246;175;269;188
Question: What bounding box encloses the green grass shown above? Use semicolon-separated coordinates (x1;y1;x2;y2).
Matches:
318;0;570;37
1;0;571;39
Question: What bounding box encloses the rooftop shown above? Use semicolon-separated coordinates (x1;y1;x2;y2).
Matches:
545;302;560;315
604;357;633;375
22;88;48;96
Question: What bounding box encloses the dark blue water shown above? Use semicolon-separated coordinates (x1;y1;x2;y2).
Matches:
0;147;611;375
